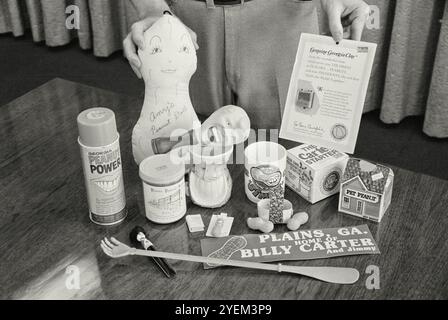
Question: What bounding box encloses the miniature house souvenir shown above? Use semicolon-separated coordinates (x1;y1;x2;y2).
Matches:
132;13;200;164
286;144;349;204
338;158;393;222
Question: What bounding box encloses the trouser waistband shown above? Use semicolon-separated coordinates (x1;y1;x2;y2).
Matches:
196;0;251;7
194;0;312;7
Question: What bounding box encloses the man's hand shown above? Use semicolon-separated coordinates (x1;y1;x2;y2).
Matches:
321;0;371;43
123;15;199;79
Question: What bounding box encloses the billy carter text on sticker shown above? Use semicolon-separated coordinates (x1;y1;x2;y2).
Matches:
201;225;380;269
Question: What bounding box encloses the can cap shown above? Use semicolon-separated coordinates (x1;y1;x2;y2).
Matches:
77;108;118;147
140;154;185;186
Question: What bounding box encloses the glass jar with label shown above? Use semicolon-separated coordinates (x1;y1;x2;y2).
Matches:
139;154;186;224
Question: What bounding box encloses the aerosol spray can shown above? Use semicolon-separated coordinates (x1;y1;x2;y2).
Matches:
77;107;127;225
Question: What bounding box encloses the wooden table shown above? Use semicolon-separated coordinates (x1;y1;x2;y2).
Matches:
0;78;447;300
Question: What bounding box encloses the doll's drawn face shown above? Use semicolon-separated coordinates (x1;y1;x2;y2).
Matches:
201;105;251;146
139;15;197;87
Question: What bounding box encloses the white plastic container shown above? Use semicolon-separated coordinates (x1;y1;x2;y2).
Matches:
244;141;287;204
139;154;186;224
77;108;127;225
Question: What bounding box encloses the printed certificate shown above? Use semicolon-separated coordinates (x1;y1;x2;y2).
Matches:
280;33;377;153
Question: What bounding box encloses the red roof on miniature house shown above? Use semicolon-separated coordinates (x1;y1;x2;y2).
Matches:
342;159;392;194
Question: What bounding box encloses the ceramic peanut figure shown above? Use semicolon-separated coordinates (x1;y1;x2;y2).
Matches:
132;14;200;164
186;106;251;208
151;105;251;154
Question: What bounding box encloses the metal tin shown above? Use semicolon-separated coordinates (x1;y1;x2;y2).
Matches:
77;108;127;225
139;155;186;224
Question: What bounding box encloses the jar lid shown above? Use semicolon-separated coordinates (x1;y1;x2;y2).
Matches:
139;154;185;185
77;107;118;147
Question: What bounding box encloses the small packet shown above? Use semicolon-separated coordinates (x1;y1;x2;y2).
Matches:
206;213;234;238
186;214;205;233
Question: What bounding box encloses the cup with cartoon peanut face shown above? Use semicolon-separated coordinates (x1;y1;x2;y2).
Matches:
244;141;287;204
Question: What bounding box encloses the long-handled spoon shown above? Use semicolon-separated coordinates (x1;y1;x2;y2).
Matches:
100;237;359;284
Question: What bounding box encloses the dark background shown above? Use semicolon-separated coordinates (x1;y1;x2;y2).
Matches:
1;33;447;180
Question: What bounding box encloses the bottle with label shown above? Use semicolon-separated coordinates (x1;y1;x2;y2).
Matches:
139;154;186;224
77;107;127;225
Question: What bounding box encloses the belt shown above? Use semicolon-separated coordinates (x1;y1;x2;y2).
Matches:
195;0;311;5
195;0;253;5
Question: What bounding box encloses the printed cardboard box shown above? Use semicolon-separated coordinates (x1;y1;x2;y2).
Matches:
339;158;394;222
285;144;349;204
